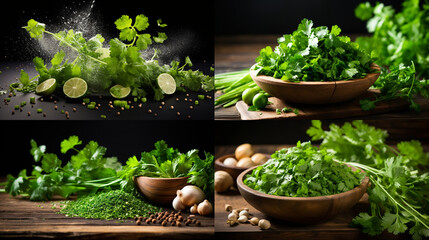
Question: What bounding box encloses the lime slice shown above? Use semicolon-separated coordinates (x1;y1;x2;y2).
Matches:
95;47;110;59
63;78;88;98
35;78;57;96
109;85;131;99
157;73;176;94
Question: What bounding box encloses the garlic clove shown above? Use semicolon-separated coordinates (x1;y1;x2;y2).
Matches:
238;215;248;223
228;212;238;221
249;217;259;226
258;219;271;230
197;200;213;216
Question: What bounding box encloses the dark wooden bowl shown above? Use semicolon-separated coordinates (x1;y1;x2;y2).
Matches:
214;154;249;187
135;176;189;206
237;166;369;224
250;64;380;104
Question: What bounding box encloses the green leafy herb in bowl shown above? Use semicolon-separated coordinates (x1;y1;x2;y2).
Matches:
119;140;214;205
237;141;368;224
244;141;364;197
255;19;375;82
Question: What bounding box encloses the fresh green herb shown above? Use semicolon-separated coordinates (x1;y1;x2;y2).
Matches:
30;97;36;104
59;190;161;220
4;136;122;201
119;140;214;202
360;62;429;112
9;69;38;93
17;15;213;99
244;141;363;197
37;108;43;113
14;105;19;110
255;19;374;82
355;0;429;78
307;120;429;239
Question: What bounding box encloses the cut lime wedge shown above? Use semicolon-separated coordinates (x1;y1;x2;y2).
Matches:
95;47;110;59
157;73;176;95
36;78;57;96
63;78;88;98
109;85;131;99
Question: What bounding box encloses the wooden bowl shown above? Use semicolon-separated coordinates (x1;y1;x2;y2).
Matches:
134;176;189;206
214;154;249;187
250;64;380;104
237;166;369;224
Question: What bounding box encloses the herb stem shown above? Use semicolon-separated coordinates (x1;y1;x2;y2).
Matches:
44;30;107;65
370;176;429;230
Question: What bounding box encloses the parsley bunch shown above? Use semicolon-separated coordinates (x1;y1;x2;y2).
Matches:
20;14;213;99
255;19;374;82
244;141;363;197
118;140;214;202
307;120;429;239
355;0;429;78
360;62;429;111
4;136;122;201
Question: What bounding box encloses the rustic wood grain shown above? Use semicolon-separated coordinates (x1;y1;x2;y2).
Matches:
215;35;429;121
235;90;409;120
0;193;214;239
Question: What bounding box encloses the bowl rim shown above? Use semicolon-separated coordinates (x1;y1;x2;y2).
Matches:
237;165;369;201
135;175;190;181
215;153;271;170
250;63;381;86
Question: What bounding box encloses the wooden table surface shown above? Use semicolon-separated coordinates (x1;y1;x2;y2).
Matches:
0;192;214;239
215;35;429;120
214;144;424;240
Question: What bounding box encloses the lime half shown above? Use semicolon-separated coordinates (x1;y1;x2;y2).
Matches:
109;85;131;99
157;73;176;95
36;78;57;96
63;78;88;98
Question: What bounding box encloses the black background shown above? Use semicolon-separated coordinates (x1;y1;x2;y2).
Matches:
0;120;214;176
215;0;403;35
0;0;214;65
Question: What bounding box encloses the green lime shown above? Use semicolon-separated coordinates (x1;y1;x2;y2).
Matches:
63;78;88;98
109;84;131;99
252;93;268;109
95;48;110;59
35;78;57;96
242;88;259;105
157;73;176;94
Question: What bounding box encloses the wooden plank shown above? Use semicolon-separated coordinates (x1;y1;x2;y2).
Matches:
0;193;214;239
235;90;409;120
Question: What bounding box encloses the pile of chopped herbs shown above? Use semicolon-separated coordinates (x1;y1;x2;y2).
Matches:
255;19;374;82
119;140;214;202
307;120;429;239
59;190;162;220
15;14;213;99
244;141;364;197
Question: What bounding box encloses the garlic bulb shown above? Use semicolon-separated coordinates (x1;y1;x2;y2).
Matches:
197;200;213;216
177;185;205;207
172;195;186;211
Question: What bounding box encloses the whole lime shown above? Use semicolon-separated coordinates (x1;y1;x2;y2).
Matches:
252;93;268;109
242;88;259;105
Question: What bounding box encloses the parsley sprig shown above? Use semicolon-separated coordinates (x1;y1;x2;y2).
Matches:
307;120;429;239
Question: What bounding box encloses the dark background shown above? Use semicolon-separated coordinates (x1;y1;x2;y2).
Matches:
0;120;214;176
215;0;403;35
0;0;214;66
